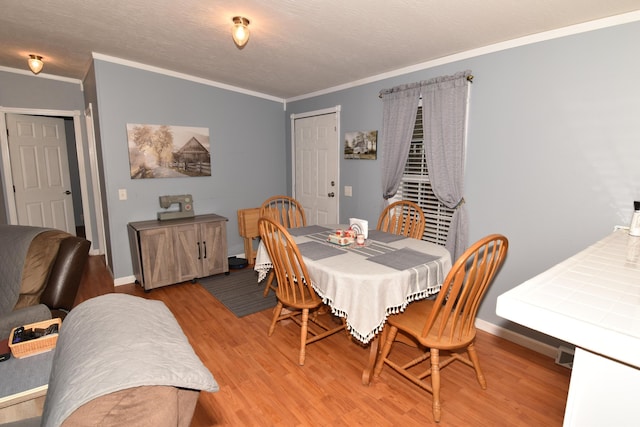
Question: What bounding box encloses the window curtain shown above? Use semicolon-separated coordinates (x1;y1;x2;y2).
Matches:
379;70;471;259
422;71;471;260
379;86;420;201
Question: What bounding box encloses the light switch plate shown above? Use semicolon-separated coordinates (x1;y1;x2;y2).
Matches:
344;186;352;197
118;189;127;200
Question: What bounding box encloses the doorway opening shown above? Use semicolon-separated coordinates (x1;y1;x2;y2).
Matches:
0;107;97;252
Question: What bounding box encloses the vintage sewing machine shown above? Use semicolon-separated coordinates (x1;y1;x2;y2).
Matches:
157;194;195;220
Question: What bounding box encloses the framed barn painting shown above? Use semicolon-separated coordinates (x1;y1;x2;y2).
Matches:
344;130;377;160
127;124;211;179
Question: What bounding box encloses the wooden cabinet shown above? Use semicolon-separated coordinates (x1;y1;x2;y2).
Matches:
128;214;229;291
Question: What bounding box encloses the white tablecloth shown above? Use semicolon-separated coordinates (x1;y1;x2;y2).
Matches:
255;225;452;344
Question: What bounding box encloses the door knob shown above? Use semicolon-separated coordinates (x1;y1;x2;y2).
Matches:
328;192;335;197
64;190;71;195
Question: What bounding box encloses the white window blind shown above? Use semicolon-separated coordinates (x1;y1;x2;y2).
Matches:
395;106;454;246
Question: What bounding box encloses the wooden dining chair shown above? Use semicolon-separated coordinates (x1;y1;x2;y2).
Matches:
260;195;307;229
259;195;307;296
376;200;426;240
258;217;345;365
373;234;508;423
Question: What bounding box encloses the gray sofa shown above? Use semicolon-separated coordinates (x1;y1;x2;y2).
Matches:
9;293;219;426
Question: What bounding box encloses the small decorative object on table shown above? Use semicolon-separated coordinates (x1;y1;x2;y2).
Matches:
328;228;355;246
349;218;369;239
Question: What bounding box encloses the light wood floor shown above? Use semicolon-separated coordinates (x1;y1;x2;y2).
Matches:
80;256;571;426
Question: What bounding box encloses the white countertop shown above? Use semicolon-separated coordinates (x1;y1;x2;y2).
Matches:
496;229;640;368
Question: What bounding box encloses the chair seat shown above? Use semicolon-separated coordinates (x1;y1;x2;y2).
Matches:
276;284;322;310
387;298;476;351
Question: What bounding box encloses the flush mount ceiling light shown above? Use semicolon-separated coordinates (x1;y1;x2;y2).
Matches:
231;16;250;49
28;54;44;74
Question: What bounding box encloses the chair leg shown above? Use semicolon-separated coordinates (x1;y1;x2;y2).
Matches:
263;271;275;297
430;348;442;423
268;302;283;336
467;342;487;389
299;308;309;365
373;326;398;377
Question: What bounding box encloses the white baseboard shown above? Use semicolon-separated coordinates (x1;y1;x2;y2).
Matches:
475;318;557;359
114;275;136;287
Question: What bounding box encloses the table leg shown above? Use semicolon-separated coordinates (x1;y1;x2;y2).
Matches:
362;327;389;385
361;336;379;385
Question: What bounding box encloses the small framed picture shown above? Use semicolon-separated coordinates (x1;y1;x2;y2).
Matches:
344;130;377;160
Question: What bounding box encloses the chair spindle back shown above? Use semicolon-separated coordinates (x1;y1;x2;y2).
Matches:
260;195;306;229
422;234;508;343
377;200;425;239
258;217;318;305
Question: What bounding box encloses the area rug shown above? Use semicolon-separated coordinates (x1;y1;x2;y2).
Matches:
198;269;277;317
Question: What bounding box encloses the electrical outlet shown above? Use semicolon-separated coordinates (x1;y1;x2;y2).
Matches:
118;189;127;200
344;186;352;197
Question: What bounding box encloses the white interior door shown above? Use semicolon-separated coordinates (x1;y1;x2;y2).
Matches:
293;109;339;225
7;113;76;233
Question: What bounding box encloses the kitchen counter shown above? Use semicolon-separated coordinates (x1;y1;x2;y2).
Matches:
496;228;640;426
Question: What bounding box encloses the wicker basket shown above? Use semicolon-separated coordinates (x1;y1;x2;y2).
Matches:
8;318;61;359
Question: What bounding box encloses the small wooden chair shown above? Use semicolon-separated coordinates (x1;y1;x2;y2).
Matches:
258;217;345;365
376;200;425;240
373;234;509;423
259;195;307;296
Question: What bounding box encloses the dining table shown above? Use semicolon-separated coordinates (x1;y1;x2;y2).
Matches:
254;224;452;384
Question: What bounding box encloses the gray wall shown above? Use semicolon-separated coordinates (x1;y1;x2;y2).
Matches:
91;60;287;278
286;21;640;339
0;72;84;110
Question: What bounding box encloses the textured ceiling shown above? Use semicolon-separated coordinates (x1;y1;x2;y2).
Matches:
2;1;640;99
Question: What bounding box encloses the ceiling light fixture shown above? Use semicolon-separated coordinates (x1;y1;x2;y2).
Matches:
231;16;250;49
28;54;44;74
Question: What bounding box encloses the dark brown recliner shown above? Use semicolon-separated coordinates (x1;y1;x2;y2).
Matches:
0;226;91;339
39;235;91;319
